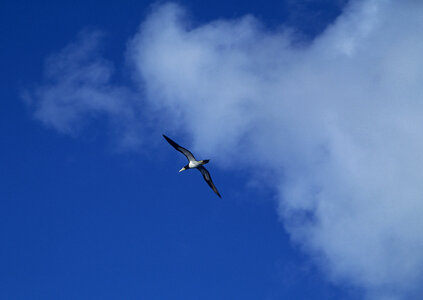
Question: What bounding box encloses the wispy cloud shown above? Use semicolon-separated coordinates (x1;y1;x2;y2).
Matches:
26;30;143;148
27;1;423;299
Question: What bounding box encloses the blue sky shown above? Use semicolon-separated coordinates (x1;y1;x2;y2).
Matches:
2;1;423;299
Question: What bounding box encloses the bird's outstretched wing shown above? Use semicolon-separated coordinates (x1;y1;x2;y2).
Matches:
163;134;196;162
198;166;221;198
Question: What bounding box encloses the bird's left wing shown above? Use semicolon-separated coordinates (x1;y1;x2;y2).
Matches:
198;166;221;198
163;134;196;162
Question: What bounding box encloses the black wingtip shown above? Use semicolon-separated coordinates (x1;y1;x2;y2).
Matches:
163;134;177;146
163;134;172;143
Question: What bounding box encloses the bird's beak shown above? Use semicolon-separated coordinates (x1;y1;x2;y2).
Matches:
179;167;186;172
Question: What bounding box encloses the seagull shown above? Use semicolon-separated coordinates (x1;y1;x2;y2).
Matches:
163;134;221;198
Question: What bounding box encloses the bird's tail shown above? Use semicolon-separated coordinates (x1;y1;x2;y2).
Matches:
201;159;210;165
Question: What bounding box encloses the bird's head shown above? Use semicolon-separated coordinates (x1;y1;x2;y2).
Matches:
179;167;187;172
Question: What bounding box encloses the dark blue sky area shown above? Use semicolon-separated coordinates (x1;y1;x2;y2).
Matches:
0;1;356;299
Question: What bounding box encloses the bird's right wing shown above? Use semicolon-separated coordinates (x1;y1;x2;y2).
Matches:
163;134;196;162
198;166;221;198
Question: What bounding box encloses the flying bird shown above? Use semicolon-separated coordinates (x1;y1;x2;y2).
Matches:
163;134;221;198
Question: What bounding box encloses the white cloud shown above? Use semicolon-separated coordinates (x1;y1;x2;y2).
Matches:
27;30;143;148
29;1;423;299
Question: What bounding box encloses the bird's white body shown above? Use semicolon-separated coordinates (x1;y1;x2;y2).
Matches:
189;160;202;168
180;160;206;172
